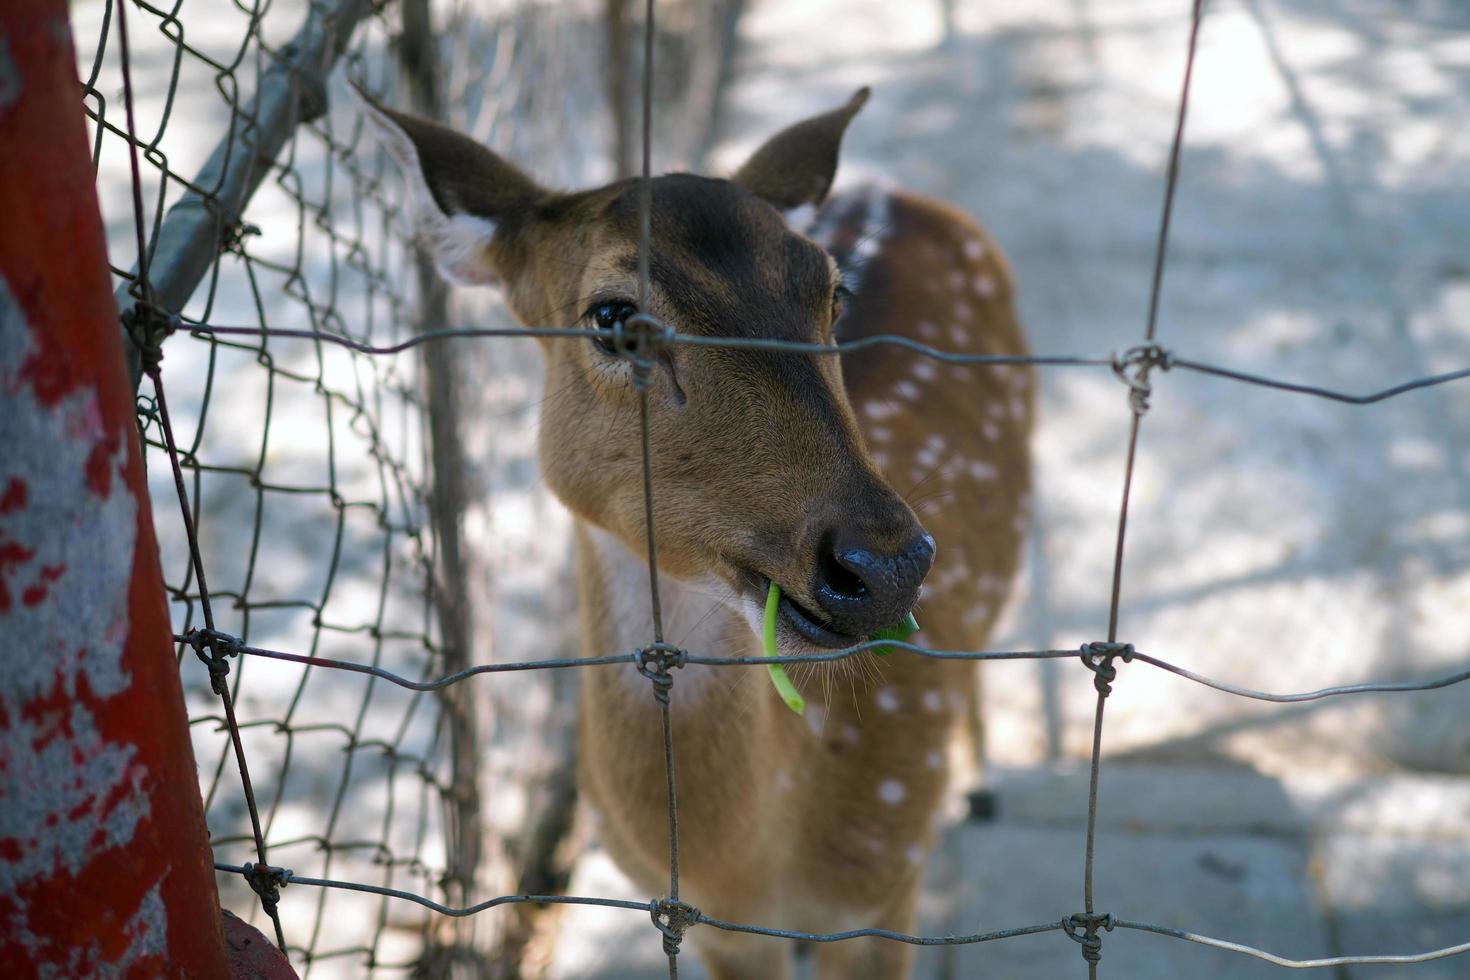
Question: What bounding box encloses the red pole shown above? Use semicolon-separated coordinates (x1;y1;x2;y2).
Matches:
0;3;232;976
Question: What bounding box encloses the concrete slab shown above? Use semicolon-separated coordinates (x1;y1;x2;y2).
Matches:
1318;834;1470;980
923;823;1331;979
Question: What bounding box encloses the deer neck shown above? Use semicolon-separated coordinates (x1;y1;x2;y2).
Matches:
574;521;756;709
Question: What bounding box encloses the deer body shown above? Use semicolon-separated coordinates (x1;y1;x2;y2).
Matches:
356;86;1031;980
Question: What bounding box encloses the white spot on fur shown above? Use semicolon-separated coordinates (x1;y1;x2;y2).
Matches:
912;360;937;381
1009;396;1026;420
894;380;921;401
963;238;984;260
805;705;827;737
982;420;1000;441
774;768;794;793
906;843;926;865
875;687;901;713
865;400;898;421
918;320;940;339
842;724;861;746
963;604;992;626
973;275;996;298
922;690;943;713
968;461;997;480
952;301;972;321
879;779;907;805
949;325;968;346
926;749;945;769
869;426;891;443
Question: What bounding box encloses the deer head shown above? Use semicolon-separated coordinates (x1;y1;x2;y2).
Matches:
357;85;933;651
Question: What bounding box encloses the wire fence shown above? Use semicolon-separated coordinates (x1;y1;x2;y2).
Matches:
81;0;1470;976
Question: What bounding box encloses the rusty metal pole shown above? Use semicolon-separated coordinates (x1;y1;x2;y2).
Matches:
0;3;233;975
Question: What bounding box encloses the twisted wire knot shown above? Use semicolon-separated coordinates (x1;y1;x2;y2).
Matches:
1111;343;1173;415
650;898;700;957
637;642;687;705
244;862;293;917
221;219;262;253
121;304;181;375
187;628;242;696
1080;641;1134;697
135;395;159;437
1063;911;1114;965
611;312;673;390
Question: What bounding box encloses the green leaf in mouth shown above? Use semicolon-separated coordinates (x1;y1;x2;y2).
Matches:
762;583;923;712
869;611;921;657
763;581;806;715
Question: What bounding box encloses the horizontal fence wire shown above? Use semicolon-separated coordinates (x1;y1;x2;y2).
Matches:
175;321;1470;403
186;630;1470;702
90;0;1470;974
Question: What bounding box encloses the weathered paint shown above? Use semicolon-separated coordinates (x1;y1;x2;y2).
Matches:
0;3;231;976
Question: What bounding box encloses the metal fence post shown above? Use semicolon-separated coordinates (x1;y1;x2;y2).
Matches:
0;3;230;975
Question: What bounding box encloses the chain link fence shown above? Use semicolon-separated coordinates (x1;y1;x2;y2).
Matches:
79;0;1470;976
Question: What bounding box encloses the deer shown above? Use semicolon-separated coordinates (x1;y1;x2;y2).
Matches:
355;83;1033;980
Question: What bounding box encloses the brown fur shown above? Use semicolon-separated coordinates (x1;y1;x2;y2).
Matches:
357;88;1032;980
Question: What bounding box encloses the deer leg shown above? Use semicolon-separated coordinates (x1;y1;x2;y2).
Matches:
692;929;795;980
811;883;921;980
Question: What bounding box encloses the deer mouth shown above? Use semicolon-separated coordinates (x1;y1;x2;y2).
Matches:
743;572;857;650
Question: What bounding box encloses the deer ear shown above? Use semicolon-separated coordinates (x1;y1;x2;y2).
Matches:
350;82;544;285
732;87;870;213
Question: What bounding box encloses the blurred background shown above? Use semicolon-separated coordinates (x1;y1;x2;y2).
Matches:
77;0;1469;976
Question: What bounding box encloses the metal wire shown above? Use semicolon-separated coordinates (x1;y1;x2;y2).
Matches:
92;0;1470;974
206;633;1470;702
177;322;1470;403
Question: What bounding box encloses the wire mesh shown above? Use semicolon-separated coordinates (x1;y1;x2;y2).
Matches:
78;0;1470;976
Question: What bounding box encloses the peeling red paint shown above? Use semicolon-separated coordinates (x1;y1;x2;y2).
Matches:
0;2;230;976
0;539;37;612
0;478;25;514
85;435;118;498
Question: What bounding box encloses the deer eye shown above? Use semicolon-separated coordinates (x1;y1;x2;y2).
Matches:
832;283;853;322
586;300;639;355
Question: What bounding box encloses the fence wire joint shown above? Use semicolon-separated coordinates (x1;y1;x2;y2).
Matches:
220;220;262;253
187;627;243;695
1081;641;1134;697
1064;911;1115;966
612;312;674;389
637;642;687;704
242;862;294;918
121;303;181;375
1112;343;1173;415
651;898;701;957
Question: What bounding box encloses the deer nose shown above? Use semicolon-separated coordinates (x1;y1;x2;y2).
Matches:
812;529;935;638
